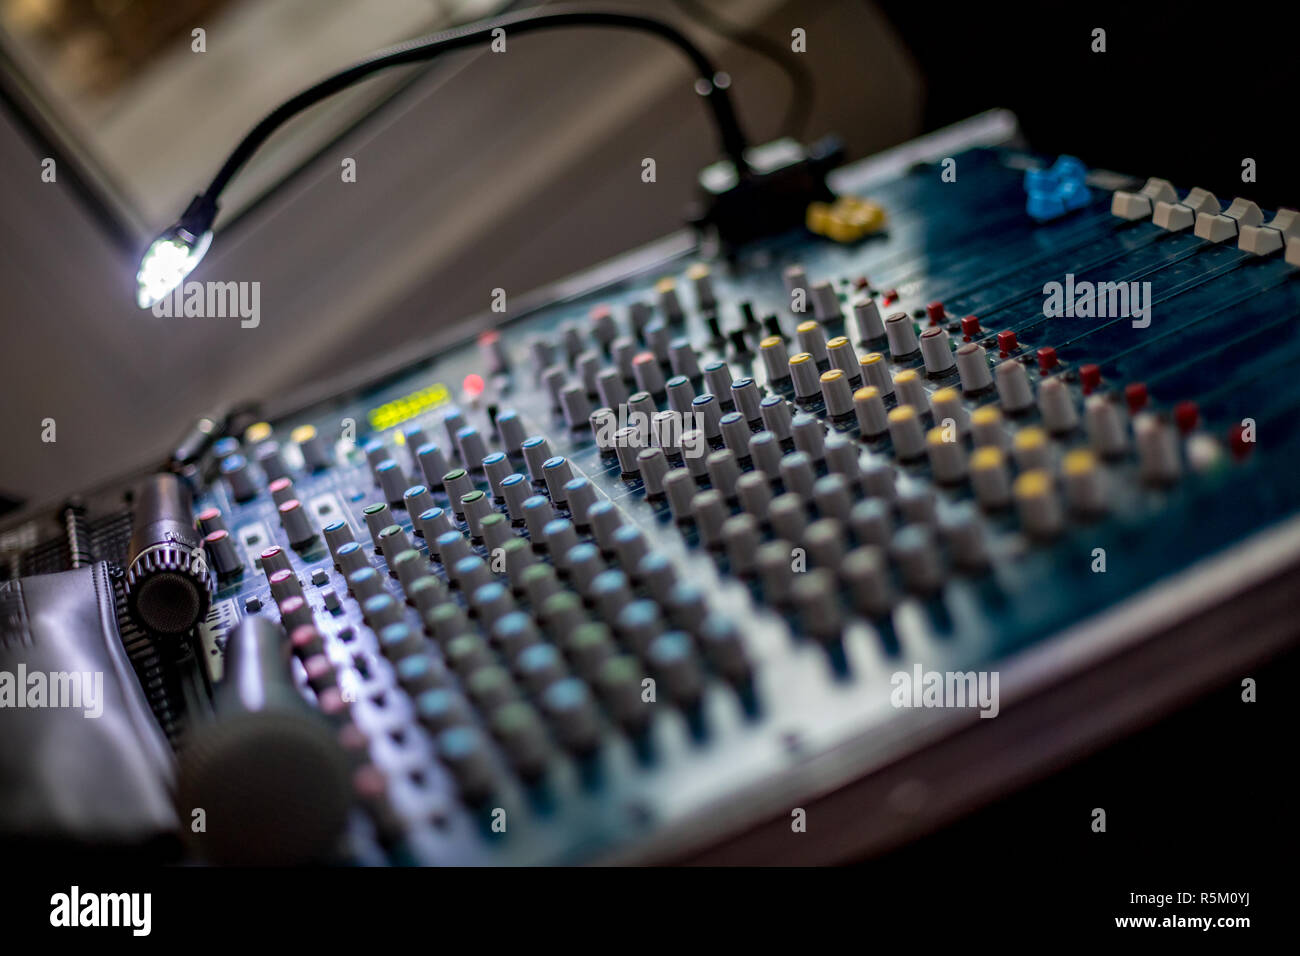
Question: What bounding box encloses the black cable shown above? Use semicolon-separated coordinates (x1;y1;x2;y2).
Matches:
200;5;751;214
668;0;814;141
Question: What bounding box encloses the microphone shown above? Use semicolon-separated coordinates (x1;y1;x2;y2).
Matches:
124;473;213;635
176;615;353;865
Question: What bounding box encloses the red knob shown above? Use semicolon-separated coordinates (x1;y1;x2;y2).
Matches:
1174;400;1199;434
1125;382;1148;414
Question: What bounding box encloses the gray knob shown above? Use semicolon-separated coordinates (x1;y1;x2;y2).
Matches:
456;427;489;472
793;569;842;642
789;353;821;400
417;506;454;542
692;393;723;440
403;484;434;519
521;495;554;540
757;540;795;605
779;451;816;500
482;453;513;499
500;474;532;522
810;281;841;322
637;447;670;498
670;339;702;380
703;360;733;403
760;396;793;441
748;430;783;478
377;523;411;560
769;493;807;543
416;443;450;489
919;326;955;375
842;546;892;617
336;542;369;579
667;376;697;417
791;414;826;460
521;436;554;484
956;342;993;393
884;312;919;357
664;468;697;523
220;454;258;502
633;353;666;397
730;378;763;423
797;319;829;364
706;448;742;500
719;411;751;458
736;471;772;522
723;514;761;577
587;501;624;554
460;490;494;539
995;359;1035;413
495;410;528;456
542;456;574;503
692;489;728;548
597;368;628;411
853;297;885;340
813;474;853;523
564;476;599;527
1038;377;1079;433
850;498;893;547
277;498;316;548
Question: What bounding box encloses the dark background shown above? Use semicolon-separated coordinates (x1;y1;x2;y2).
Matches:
874;645;1293;906
882;0;1300;208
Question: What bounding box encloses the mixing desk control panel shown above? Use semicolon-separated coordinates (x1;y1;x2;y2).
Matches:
9;120;1300;865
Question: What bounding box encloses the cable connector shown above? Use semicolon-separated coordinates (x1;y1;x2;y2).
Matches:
690;135;843;253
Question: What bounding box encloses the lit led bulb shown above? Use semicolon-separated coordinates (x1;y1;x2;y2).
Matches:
135;195;217;309
136;227;213;308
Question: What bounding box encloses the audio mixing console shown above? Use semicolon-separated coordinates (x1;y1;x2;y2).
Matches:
5;112;1300;865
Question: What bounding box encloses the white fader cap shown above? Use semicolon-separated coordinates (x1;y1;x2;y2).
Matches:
1195;197;1263;243
1153;187;1219;231
1238;208;1300;255
1111;177;1176;220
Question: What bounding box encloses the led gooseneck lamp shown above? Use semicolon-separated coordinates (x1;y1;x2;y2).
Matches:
135;5;752;308
136;196;216;308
